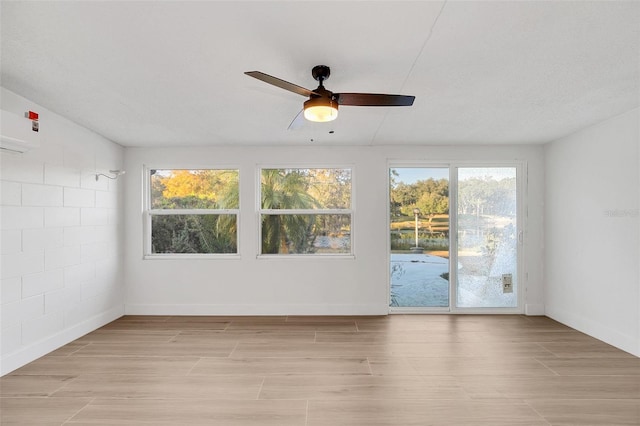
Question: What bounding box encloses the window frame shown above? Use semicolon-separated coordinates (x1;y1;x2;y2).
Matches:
257;165;355;258
143;165;241;259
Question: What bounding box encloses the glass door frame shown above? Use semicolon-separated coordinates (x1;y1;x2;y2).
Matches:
387;160;526;314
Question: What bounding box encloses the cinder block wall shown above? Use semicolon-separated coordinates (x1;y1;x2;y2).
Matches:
1;88;125;374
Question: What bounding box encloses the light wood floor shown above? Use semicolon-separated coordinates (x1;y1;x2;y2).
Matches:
1;315;639;425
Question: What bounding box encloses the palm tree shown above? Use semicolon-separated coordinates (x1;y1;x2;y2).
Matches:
260;169;319;254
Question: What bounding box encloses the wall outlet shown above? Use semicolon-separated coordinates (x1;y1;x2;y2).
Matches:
502;274;513;293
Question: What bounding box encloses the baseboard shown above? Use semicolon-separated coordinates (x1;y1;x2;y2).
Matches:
545;306;639;357
1;306;124;376
124;303;389;316
525;303;545;316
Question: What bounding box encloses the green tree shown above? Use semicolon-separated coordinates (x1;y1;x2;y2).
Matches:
391;182;419;218
261;169;320;254
390;178;449;220
458;177;491;217
306;168;351;209
151;214;237;254
458;177;515;217
415;178;449;215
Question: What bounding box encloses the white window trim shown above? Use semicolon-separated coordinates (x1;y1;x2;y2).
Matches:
143;166;241;259
257;166;355;258
260;209;351;215
149;209;239;215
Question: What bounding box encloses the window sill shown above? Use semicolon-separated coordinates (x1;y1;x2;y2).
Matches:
144;254;241;260
256;254;355;260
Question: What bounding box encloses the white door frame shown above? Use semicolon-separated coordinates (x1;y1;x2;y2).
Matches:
387;160;526;314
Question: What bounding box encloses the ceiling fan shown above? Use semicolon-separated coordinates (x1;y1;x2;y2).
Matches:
245;65;415;124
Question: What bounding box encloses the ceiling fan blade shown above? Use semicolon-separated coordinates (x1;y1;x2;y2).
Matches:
245;71;317;97
335;93;415;107
287;109;305;130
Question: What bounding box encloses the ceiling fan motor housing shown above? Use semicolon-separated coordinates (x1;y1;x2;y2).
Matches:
311;65;331;83
304;94;338;122
304;76;339;122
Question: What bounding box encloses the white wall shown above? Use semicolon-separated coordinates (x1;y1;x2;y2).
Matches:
0;88;125;375
545;108;640;356
124;144;544;316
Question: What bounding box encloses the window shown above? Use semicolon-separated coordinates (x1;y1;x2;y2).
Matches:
259;168;352;255
146;169;239;256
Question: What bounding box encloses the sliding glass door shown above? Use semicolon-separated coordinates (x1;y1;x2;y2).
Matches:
389;167;450;309
389;164;521;312
456;167;518;308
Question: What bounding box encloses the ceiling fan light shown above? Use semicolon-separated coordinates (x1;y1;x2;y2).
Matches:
303;97;338;122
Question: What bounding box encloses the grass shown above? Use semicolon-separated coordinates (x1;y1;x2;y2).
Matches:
390;214;449;233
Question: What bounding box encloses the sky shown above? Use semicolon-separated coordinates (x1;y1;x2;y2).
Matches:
391;167;449;184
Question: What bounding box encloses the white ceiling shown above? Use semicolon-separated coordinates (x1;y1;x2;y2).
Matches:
2;1;639;147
